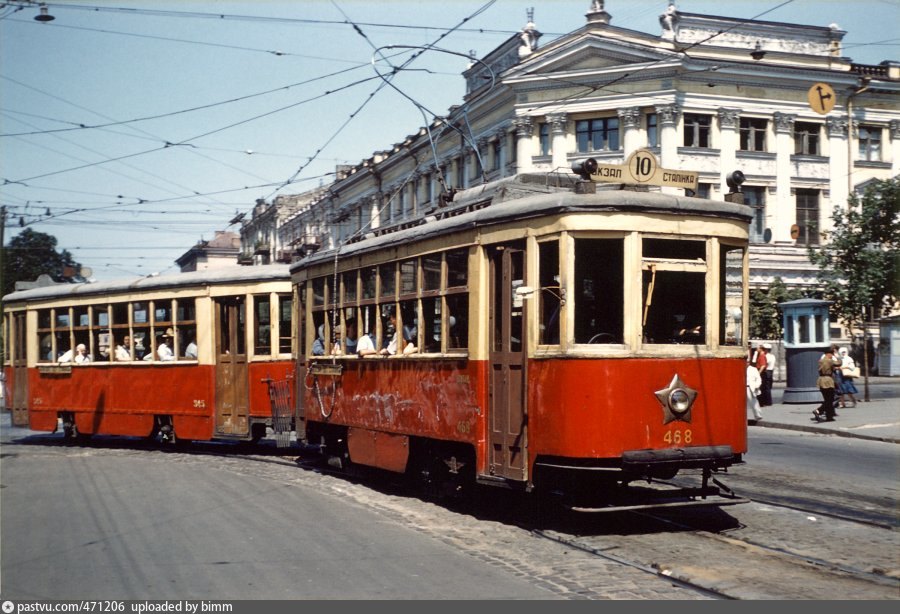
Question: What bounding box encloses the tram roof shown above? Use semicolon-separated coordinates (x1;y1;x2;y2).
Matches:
293;173;753;271
3;264;291;304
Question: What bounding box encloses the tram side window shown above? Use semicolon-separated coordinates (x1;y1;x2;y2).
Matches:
422;254;441;292
445;294;468;351
93;307;111;361
720;245;745;346
445;248;469;352
574;239;624;344
176;299;197;360
132;302;151;360
311;311;326;356
38;309;53;362
72;307;90;360
111;303;131;361
53;309;71;361
278;293;292;354
362;267;377;300
343;271;358;304
254;295;272;355
641;239;706;345
380;304;398;355
379;263;396;299
539;241;561;345
400;260;417;295
357;304;377;353
399;300;418;354
421;297;440;353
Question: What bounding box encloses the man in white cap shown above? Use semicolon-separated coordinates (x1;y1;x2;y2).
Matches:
157;328;176;361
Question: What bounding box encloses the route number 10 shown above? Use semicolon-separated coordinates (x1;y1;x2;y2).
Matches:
626;149;658;183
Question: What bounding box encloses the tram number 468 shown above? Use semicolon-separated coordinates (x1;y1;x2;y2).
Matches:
663;429;692;445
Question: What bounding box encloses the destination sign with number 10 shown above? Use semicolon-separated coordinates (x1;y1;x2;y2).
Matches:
589;149;699;191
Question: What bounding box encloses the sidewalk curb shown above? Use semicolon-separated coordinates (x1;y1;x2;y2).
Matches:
751;420;900;444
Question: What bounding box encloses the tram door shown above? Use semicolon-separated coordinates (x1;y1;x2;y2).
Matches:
488;243;528;481
11;312;29;426
214;297;250;437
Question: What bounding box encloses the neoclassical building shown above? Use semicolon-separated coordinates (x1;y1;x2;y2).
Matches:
242;2;899;312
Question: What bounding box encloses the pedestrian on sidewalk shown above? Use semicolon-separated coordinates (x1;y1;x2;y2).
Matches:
754;342;768;406
813;345;841;422
759;342;775;406
746;361;763;422
837;346;859;407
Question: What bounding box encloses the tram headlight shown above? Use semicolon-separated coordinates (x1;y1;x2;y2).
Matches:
571;158;599;180
668;389;691;414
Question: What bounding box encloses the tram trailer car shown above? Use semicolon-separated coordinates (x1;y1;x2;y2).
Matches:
3;266;294;444
294;173;752;510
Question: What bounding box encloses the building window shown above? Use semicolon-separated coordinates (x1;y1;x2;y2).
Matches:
695;183;711;199
740;118;767;152
858;125;882;161
539;122;551;156
794;122;820;155
796;189;820;246
647;113;658;147
492;139;501;171
683;114;711;148
744;187;766;243
576;117;619;153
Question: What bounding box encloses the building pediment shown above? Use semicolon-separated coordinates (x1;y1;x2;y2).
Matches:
500;34;678;88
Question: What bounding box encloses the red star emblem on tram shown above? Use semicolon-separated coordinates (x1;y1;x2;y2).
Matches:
654;374;698;425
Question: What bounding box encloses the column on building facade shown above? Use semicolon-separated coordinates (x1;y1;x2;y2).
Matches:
513;116;535;173
891;120;900;177
477;137;490;182
617;107;641;157
773;112;796;243
494;129;508;178
655;104;680;195
429;164;447;203
368;194;381;231
717;108;741;197
826;117;850;218
546;112;568;172
450;157;460;189
409;174;419;217
461;148;473;188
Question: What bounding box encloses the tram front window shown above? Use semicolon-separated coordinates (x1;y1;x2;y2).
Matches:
573;238;624;344
641;238;706;345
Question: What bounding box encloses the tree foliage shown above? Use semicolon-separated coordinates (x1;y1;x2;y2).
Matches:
749;277;806;340
2;228;85;296
807;178;900;334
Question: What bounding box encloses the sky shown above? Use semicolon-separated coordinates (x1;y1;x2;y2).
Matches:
1;0;898;281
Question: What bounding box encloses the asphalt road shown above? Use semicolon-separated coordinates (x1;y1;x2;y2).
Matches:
0;435;561;600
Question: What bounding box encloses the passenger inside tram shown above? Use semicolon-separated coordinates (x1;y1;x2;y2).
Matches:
115;336;133;361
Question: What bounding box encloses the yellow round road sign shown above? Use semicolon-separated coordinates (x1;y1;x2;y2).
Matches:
807;83;836;115
626;149;658;184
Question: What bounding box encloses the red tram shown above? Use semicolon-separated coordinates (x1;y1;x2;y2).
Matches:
3;266;294;444
294;173;752;509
